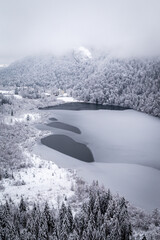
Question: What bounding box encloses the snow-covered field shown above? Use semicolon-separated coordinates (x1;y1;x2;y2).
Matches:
2;113;40;125
34;108;160;211
57;96;79;103
0;94;77;208
0;151;76;207
0;89;23;99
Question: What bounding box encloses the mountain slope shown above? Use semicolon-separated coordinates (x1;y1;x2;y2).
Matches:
0;49;159;117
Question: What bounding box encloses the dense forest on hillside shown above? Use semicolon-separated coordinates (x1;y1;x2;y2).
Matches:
0;50;159;117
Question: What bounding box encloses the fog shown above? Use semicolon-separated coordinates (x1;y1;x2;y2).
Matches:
0;0;160;63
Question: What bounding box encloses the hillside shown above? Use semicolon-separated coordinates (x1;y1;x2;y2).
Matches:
0;49;159;117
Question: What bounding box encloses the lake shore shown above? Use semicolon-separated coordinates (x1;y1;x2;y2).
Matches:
35;104;160;211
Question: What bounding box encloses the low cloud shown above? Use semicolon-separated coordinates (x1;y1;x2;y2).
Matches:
0;0;160;63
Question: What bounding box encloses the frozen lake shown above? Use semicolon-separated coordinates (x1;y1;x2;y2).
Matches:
34;103;160;210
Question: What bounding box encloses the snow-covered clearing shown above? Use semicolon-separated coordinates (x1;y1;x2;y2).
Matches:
2;113;40;125
0;89;23;99
0;90;13;94
57;96;79;103
34;109;160;211
0;151;76;208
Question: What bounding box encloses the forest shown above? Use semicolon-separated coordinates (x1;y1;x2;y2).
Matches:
0;51;159;117
0;182;146;240
1;181;160;240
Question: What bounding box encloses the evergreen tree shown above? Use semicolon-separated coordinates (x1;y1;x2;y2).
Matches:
19;197;26;212
59;202;67;226
117;197;132;240
67;205;73;232
141;234;147;240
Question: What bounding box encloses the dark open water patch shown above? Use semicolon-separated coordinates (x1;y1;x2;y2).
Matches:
49;117;57;121
39;102;129;111
47;122;81;134
41;134;94;162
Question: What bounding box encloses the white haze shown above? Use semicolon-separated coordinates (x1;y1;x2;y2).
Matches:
0;0;160;63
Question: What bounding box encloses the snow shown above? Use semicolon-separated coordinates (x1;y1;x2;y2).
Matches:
0;64;8;68
0;90;13;94
78;46;92;58
44;92;51;97
51;109;160;169
0;89;23;99
13;94;23;99
57;96;79;103
34;109;160;211
3;113;40;125
0;152;75;207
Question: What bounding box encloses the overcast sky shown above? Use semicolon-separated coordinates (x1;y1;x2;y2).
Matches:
0;0;160;63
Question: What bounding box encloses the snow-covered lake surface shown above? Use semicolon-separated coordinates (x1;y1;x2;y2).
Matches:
34;107;160;211
47;122;81;134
